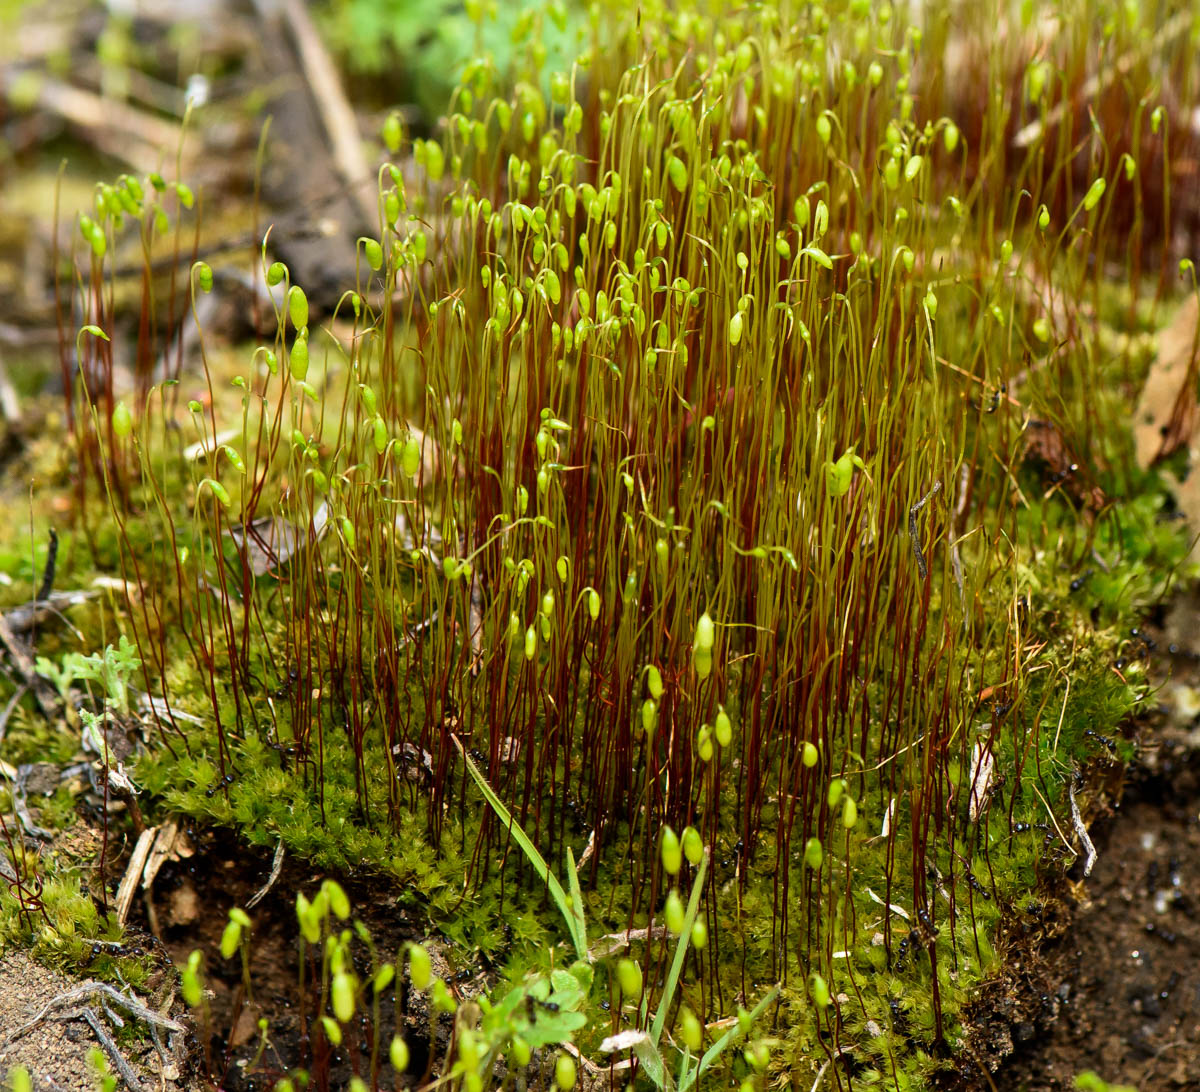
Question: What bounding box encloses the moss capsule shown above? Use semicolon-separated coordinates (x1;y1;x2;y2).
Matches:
331;972;356;1022
554;1052;577;1090
680;1006;703;1051
112;401;132;439
287;285;308;331
409;943;432;990
661;826;682;875
714;707;732;747
617;957;643;998
664;889;685;934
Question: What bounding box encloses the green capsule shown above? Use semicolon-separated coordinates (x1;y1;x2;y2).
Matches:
390;1036;409;1072
943;120;960;153
1083;177;1106;212
693;646;713;681
409;944;432;990
364;238;383;270
289;334;308;382
267;261;287;287
219;919;242;959
524;625;537;661
690;917;708;950
802;742;819;767
511;1034;531;1066
661;826;682;875
554;1052;577;1091
811;973;831;1008
201;478;232;508
694;612;715;651
181;950;204;1007
331;972;356;1022
196;261;213;293
667;155;688;193
424;141;445;182
112;400;133;439
587;587;600;620
664;888;685;935
617;957;643;998
714;707;732;747
843;796;858;828
646;665;664;700
382;113;403;154
287;285;309;331
728;311;744;346
827;778;846;807
373;963;395;993
373;415;388;455
681;826;703;866
401;436;421;479
804;837;823;870
679;1006;703;1051
321;1015;342;1046
323;880;350;919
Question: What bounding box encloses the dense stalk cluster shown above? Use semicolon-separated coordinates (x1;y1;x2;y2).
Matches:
47;0;1195;1084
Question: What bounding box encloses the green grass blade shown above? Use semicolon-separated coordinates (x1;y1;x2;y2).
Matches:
565;846;588;958
649;848;709;1048
452;736;587;959
687;984;780;1091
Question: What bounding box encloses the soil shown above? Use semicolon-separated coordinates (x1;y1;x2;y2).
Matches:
953;600;1200;1092
962;742;1200;1092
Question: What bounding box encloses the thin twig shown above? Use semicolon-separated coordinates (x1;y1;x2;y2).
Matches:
2;980;185;1049
909;480;942;580
246;840;286;909
81;1007;148;1092
1069;774;1098;877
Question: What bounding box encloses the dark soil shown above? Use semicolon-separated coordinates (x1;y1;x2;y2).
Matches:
960;736;1200;1092
132;834;439;1091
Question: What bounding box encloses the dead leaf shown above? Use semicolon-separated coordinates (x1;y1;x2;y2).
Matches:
227;501;328;576
168;880;200;927
1134;294;1200;468
1021;418;1107;511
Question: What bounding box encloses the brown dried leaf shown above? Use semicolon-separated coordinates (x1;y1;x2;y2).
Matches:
1134;295;1200;469
1021;418;1107;511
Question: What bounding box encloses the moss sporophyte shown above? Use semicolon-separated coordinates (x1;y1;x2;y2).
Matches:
6;0;1195;1087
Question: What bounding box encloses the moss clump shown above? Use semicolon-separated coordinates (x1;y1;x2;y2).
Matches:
0;0;1196;1088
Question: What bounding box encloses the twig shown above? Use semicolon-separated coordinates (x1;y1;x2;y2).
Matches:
273;0;375;227
80;1007;148;1092
1069;774;1098;877
0;71;186;176
2;980;185;1049
1013;10;1193;148
909;480;942;580
0;683;27;744
0;613;62;721
115;826;159;926
810;1059;830;1092
246;840;286;909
